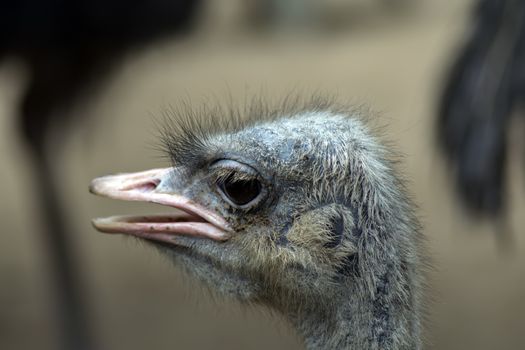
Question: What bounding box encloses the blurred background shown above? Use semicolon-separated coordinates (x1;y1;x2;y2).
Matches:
1;0;524;349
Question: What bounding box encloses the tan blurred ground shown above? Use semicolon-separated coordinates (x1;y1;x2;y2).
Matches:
1;1;525;349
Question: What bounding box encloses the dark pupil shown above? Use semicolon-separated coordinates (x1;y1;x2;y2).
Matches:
220;175;261;205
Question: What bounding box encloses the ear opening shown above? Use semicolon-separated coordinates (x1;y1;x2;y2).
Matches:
286;203;359;275
324;211;345;248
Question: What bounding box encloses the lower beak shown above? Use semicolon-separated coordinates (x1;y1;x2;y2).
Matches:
89;168;231;245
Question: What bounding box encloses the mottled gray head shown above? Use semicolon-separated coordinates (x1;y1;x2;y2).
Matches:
90;100;424;349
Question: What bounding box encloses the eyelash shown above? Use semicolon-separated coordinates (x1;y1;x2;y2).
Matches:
214;169;256;184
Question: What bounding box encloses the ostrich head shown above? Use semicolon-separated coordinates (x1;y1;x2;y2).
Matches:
90;100;424;349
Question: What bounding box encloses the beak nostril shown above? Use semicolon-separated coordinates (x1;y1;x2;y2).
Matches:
122;179;160;192
136;181;159;192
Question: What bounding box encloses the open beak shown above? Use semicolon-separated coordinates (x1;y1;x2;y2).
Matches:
89;168;231;245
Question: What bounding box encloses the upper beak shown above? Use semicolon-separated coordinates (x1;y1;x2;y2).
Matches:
89;168;232;245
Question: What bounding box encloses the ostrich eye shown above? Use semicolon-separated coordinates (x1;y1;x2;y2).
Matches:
218;174;262;206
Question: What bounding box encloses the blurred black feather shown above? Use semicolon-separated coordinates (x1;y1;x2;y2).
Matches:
438;0;525;217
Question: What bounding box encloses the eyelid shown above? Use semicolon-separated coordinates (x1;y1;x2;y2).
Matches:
209;160;265;187
210;159;259;176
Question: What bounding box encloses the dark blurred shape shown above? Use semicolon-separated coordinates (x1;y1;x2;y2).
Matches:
0;1;202;349
242;0;415;31
438;0;525;218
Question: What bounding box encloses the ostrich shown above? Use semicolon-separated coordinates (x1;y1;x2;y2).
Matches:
90;100;425;349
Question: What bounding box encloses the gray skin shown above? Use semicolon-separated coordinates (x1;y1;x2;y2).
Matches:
95;105;425;349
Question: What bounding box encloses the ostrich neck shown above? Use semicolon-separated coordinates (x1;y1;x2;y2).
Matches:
285;283;421;350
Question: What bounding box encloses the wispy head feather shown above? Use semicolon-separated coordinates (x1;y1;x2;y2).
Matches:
156;93;359;168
